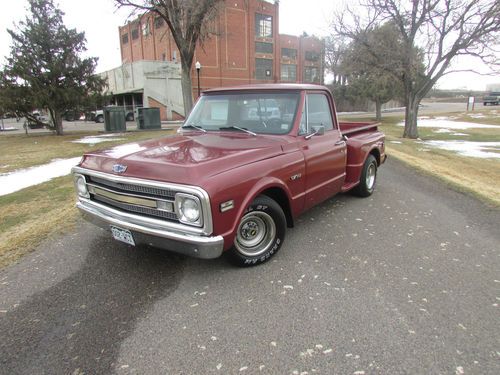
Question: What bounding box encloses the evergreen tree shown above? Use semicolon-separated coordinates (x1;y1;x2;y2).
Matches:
2;0;105;135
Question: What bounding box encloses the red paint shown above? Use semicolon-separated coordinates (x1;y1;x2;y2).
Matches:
78;84;385;251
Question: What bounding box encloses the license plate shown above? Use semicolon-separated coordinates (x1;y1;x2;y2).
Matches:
110;226;135;246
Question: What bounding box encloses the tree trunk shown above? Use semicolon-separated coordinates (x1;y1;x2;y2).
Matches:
49;109;64;135
403;93;420;139
375;100;382;121
54;111;63;135
180;62;194;117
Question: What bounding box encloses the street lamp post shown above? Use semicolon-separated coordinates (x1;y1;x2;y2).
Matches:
195;61;201;98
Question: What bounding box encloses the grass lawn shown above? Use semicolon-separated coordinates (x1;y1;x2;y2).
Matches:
340;108;500;206
0;129;174;268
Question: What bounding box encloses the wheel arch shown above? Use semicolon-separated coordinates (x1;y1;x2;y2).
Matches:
368;147;381;166
259;187;294;228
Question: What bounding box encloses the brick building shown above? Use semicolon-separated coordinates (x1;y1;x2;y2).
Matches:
117;0;324;119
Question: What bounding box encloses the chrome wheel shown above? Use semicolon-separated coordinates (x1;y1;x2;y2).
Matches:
235;211;276;257
366;163;376;190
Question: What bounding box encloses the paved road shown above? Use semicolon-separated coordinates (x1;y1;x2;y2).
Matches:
1;159;499;374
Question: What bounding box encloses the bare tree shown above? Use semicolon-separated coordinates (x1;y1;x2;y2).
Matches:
333;0;500;138
115;0;224;115
324;35;349;85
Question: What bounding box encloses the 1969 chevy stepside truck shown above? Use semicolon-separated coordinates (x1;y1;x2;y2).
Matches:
72;84;386;266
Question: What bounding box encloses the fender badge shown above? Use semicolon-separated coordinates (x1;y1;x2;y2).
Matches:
112;164;127;173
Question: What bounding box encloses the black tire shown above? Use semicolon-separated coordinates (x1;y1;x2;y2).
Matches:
227;195;286;267
126;113;134;121
95;115;104;123
353;155;378;197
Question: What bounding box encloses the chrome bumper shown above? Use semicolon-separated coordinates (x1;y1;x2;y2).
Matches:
77;199;224;259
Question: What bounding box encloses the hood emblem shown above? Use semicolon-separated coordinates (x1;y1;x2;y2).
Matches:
112;164;127;173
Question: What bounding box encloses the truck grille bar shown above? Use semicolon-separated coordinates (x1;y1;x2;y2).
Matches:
88;175;176;199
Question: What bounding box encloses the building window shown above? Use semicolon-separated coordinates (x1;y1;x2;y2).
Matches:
131;28;139;40
255;58;273;80
121;33;129;44
305;51;320;62
281;48;297;60
255;13;272;38
142;22;150;36
304;67;320;83
154;17;164;29
280;64;297;82
255;42;273;54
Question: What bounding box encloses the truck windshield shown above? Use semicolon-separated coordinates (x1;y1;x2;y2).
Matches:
185;92;300;135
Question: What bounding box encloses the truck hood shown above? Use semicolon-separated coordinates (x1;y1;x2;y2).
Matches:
80;132;287;185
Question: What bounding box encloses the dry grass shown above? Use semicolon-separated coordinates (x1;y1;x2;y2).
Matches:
0;129;174;173
386;146;500;206
0;176;77;268
0;129;174;268
370;111;500;206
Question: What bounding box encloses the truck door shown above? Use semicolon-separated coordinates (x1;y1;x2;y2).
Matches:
299;92;346;210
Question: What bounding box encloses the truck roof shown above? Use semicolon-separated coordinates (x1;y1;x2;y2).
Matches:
203;83;330;94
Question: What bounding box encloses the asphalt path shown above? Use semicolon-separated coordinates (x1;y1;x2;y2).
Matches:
0;158;499;374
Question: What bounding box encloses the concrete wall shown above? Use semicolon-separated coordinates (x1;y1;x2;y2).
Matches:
100;61;184;119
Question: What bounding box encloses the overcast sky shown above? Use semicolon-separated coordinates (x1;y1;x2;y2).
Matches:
0;0;497;91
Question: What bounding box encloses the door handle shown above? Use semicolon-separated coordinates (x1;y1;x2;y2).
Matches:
334;140;346;146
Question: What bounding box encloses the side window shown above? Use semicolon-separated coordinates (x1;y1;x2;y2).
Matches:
307;94;334;130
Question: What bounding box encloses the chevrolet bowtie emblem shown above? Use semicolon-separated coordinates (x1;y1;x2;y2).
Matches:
112;164;127;173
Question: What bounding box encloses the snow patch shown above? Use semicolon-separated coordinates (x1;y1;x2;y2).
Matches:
72;134;124;144
0;157;81;196
399;119;500;129
422;140;500;159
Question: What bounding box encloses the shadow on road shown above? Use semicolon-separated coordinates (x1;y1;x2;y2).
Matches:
0;235;188;374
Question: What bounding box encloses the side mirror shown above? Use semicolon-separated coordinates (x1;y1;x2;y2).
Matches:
313;125;325;136
305;125;325;139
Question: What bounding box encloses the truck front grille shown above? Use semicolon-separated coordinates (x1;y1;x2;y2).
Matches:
88;176;176;199
85;176;179;223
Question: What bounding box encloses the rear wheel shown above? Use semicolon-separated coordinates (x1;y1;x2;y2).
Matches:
95;115;104;123
353;155;378;197
227;195;286;267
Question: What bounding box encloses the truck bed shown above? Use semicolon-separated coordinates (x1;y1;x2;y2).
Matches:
339;121;380;136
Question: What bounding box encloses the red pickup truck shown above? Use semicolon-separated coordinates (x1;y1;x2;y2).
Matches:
72;84;386;266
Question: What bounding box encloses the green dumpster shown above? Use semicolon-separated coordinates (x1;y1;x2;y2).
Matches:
104;106;126;132
136;107;161;130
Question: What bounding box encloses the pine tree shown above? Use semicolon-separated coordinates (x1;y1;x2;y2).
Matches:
2;0;105;135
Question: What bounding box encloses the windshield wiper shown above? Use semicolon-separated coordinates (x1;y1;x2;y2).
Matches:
180;123;206;132
219;125;257;136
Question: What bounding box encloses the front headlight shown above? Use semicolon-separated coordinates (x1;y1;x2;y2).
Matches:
74;174;89;198
175;193;202;226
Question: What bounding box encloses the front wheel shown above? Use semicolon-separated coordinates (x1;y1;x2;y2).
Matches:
227;195;286;267
353;155;378;197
